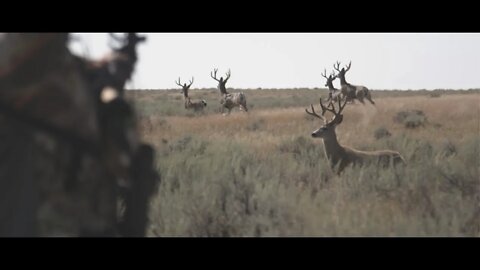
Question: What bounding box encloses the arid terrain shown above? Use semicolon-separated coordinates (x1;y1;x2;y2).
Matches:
126;88;479;236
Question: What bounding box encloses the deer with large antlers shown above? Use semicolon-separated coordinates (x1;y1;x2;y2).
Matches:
211;68;248;115
306;98;404;174
175;77;207;111
322;69;343;103
333;61;375;105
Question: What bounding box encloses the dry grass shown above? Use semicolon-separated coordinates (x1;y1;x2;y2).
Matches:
136;92;479;151
126;89;480;236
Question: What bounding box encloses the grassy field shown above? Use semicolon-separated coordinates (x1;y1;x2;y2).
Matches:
126;88;480;236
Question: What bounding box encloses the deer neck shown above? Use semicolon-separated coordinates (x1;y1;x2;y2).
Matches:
327;81;336;90
322;132;345;166
339;75;348;86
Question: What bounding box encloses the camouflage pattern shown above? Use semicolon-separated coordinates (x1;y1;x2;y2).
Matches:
0;33;159;237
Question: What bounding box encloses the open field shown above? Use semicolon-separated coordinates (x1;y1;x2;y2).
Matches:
126;89;480;236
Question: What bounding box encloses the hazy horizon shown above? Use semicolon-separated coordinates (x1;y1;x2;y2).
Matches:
69;33;480;90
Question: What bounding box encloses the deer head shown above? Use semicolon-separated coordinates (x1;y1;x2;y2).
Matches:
176;77;194;97
305;97;348;139
322;69;337;88
210;68;231;83
333;61;351;81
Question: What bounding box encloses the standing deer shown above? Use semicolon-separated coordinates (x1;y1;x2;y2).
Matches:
333;61;375;105
210;68;248;115
175;77;207;111
305;98;404;174
322;69;343;103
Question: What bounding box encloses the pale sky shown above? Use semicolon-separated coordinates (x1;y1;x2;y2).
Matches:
69;33;480;90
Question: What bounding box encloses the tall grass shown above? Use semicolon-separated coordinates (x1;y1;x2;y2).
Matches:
127;89;480;236
148;134;479;236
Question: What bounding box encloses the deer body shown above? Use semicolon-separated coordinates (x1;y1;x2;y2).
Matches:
221;92;248;114
176;77;207;112
320;133;405;172
334;61;375;105
322;69;343;103
340;80;373;105
211;68;248;114
307;98;404;174
185;97;207;111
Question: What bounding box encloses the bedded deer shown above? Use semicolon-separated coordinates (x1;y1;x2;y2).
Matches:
175;77;207;112
333;61;375;105
305;98;404;174
210;68;248;114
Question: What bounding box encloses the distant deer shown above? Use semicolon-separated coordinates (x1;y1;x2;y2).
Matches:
305;98;404;174
210;68;248;114
175;77;207;111
322;69;343;103
333;61;375;105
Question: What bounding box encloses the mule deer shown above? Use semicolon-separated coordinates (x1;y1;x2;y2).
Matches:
175;77;206;111
322;69;342;103
210;68;248;114
333;61;375;105
305;98;404;173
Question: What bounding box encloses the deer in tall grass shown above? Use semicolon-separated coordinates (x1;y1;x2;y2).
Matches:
210;68;248;115
322;69;342;103
305;98;405;174
175;77;207;111
333;61;375;105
